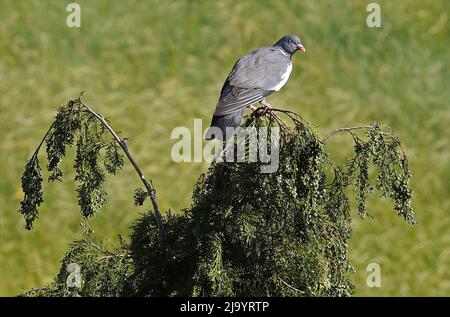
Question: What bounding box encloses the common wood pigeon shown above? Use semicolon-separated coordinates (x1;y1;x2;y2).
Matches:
205;34;305;141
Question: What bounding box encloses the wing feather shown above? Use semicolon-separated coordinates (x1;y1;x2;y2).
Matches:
213;86;271;116
212;46;289;116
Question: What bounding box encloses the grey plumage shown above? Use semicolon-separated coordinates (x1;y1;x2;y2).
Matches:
205;35;305;141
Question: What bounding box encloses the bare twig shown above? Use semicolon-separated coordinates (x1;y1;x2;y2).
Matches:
77;94;165;237
321;125;406;159
279;278;305;294
321;125;395;143
321;125;374;143
31;122;55;160
98;254;130;261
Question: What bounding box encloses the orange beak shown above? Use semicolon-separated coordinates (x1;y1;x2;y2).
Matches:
297;44;306;53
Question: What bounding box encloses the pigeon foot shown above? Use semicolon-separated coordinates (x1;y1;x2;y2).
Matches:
259;99;276;115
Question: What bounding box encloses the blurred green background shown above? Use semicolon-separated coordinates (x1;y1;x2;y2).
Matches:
0;0;449;296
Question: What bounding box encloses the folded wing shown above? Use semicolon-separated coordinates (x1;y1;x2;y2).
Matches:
213;47;290;116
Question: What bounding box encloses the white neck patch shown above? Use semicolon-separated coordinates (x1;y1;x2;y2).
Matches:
271;63;292;91
278;48;289;57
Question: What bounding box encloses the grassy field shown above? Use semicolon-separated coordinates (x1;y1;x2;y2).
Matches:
0;0;449;296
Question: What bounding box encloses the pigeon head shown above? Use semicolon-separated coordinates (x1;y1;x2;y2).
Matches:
274;35;305;55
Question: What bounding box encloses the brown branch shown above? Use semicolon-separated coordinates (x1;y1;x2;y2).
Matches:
279;278;305;294
248;106;291;134
321;124;406;159
398;142;407;159
98;254;130;261
77;94;165;237
31;122;55;160
321;125;374;143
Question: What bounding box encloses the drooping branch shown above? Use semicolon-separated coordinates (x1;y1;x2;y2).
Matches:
321;125;374;143
19;92;164;236
31;122;55;160
224;109;414;224
77;95;165;236
321;124;407;159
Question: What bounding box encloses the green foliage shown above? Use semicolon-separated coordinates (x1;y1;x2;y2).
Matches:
347;123;415;224
104;141;124;175
21;108;414;297
46;100;82;182
18;99;125;228
19;156;44;230
22;233;132;297
74;116;107;217
133;188;149;206
128;211;198;296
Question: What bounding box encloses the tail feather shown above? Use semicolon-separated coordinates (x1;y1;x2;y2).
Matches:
205;108;245;141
